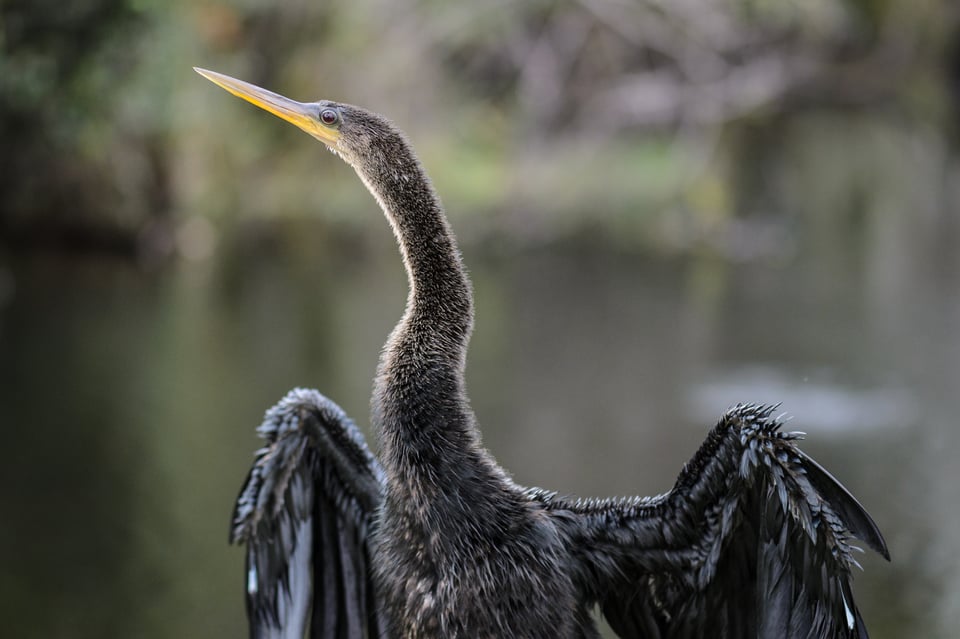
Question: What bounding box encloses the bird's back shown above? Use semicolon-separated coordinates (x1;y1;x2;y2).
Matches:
371;485;598;638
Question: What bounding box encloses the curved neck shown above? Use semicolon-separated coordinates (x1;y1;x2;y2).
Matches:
355;145;480;478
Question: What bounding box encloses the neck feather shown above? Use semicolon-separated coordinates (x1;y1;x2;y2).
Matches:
356;143;481;475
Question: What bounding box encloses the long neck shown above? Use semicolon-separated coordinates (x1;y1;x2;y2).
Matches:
354;139;490;488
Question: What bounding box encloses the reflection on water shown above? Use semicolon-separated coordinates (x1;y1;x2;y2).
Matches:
1;226;957;638
689;365;916;434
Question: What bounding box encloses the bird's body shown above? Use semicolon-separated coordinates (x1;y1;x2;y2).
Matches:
316;101;588;637
196;67;889;639
376;489;586;637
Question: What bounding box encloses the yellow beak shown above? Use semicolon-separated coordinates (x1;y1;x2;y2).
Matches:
194;67;340;146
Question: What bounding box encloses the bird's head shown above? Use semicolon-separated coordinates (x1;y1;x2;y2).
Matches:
194;67;399;171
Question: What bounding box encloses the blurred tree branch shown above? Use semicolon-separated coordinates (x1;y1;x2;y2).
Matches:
0;0;956;257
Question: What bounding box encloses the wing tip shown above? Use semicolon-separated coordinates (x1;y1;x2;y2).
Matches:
798;451;890;561
726;403;890;563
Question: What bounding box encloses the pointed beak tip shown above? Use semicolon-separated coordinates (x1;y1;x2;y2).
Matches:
194;67;216;81
191;67;338;146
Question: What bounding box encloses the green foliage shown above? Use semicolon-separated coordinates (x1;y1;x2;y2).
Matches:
1;0;146;223
0;0;955;253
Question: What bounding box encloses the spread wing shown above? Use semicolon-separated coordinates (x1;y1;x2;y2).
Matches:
231;388;386;639
548;404;889;639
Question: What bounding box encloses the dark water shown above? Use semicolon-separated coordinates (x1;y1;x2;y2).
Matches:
1;224;957;638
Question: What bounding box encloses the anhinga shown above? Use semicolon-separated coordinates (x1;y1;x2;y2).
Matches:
196;67;889;639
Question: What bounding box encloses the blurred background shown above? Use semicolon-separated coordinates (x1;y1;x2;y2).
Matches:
2;0;958;636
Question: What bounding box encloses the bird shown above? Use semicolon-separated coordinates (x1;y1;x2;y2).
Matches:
195;67;890;639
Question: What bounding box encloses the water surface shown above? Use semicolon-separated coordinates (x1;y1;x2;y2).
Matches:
1;228;955;637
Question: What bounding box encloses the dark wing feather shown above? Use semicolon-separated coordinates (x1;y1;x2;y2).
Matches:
546;404;888;639
231;388;386;639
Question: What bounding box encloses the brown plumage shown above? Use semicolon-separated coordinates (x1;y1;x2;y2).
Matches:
196;68;889;639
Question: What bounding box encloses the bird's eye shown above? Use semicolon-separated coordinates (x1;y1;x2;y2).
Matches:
320;108;339;126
